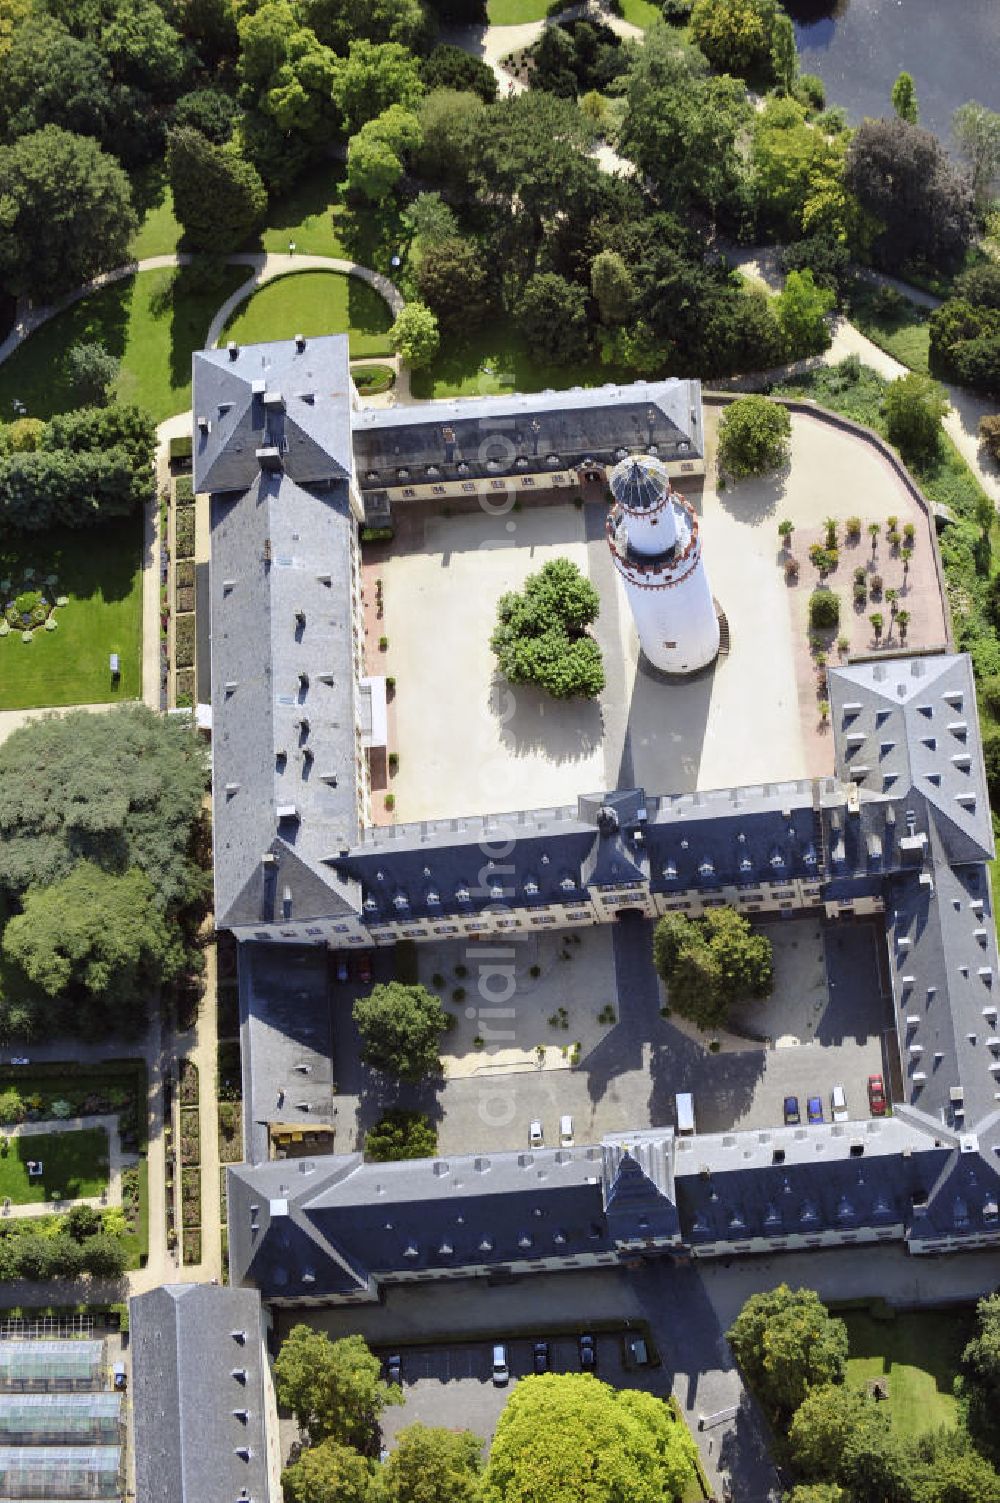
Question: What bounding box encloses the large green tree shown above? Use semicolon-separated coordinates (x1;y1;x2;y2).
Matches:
491;558;604;701
365;1110;438;1162
689;0;797;88
414;237;490;332
372;1423;483;1503
0;126;136;302
727;1286;847;1422
297;0;425;50
347;106;422;202
961;1294;1000;1462
274;1329;401;1451
332;39;423;133
389;303;440;370
353;982;450;1081
482;1374;698;1503
515;273;590;365
167;126;267;252
0;704;207;912
717;394;791;477
845;116;974;274
788;1384;905;1503
237;1;338;141
282;1438;373;1503
776;269;835;359
420;43;497;103
2;862;181;1030
953;101;1000;216
907;1429;1000;1503
882;373;948;464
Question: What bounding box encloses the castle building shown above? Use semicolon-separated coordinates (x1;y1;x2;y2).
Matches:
606;454;720;675
192;336;1000;1302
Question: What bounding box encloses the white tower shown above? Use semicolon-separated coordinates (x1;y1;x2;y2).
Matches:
607;455;719;675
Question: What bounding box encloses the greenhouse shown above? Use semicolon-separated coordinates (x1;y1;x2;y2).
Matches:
0;1343;105;1393
0;1444;121;1499
0;1394;122;1447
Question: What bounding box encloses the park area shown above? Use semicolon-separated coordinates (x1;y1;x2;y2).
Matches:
0;516;142;710
0;1128;109;1206
841;1305;974;1439
223;271;394;357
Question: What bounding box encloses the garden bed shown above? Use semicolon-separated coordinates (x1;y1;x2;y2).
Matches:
174;506;195;560
0;1062;147;1152
178;1057;199;1107
182;1228;201;1265
179;1106;200;1167
218;1101;243;1164
175;613;195;669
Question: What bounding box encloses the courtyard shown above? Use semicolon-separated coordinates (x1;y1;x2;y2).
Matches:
371;406;947;826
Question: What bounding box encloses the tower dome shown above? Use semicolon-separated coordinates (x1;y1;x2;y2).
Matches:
606;454;719;676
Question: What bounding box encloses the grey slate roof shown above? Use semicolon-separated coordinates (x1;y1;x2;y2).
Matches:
351;379;703;489
209;469;361;930
193;336;354;496
227;1144;622;1299
129;1285;270;1503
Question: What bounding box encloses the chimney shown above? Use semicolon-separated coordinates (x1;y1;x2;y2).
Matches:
228;342;238;360
295;333;306;351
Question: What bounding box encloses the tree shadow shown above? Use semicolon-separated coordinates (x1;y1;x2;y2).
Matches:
493;677;605;763
716;465;790;527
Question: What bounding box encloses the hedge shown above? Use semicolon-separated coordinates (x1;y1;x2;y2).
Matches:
175;613;195;669
175;505;195;558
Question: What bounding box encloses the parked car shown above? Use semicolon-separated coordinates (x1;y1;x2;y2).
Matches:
831;1084;848;1123
624;1335;649;1369
578;1334;596;1371
529;1120;544;1148
492;1344;509;1387
355;953;372;985
335;955;348;983
868;1074;887;1116
385;1354;401;1385
559;1114;574;1147
807;1096;824;1125
783;1095;801;1125
532;1341;549;1374
8;1057;29;1066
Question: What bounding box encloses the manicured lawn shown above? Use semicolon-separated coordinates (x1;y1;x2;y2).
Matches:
487;0;549;22
842;1308;974;1439
130;169;183;260
223;271;394;357
0;265;247;423
0;1129;110;1205
619;0;664;25
411;319;630;400
257;166;412;279
0;515;142;709
845;283;932;374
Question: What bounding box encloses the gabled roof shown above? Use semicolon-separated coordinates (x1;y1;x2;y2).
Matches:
193;335;354;495
129;1285;270;1503
351;378;703;486
602;1132;679;1241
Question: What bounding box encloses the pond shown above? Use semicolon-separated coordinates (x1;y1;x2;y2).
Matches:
785;0;1000;146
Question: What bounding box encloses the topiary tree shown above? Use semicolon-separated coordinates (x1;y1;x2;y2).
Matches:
167;125;267;252
776;269;834;359
717;395;791;478
365;1109;438;1162
882;373;948;463
490;557;604;700
389;301;440;370
891;70;919;124
809;588;840;629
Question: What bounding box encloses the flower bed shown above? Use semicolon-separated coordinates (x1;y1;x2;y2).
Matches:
1;571;66;639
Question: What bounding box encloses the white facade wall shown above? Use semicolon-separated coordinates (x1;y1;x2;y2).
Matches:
609;493;720;675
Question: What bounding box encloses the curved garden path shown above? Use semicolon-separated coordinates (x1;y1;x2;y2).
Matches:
0;251;405;369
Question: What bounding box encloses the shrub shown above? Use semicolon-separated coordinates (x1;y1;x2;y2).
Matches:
846;516;862;540
384;792;395;811
365;1109;437;1162
883;372;949;462
0;1089;24;1125
784;556;799;581
808;543;838;576
809;588;840;628
717;396;791;478
980;415;1000;463
174;475;194;503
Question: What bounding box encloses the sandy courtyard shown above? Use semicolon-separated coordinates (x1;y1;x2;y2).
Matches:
373;408;948;823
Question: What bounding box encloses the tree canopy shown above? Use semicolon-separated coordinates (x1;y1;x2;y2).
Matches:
274;1329;402;1452
167;125;267;252
717;395;791;478
491;558;604;701
389;302;440;370
365;1109;438;1162
352;982;451;1081
882;373;948;464
0;401;155;534
282;1438;373;1503
787;1383;904;1502
727;1285;848;1423
482;1373;698;1503
373;1423;483;1503
845;116;974;274
0;705;207;912
653;907;773;1029
689;0;797;88
0;125;136;301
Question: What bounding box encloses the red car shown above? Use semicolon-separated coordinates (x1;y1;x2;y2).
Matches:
868;1074;887;1116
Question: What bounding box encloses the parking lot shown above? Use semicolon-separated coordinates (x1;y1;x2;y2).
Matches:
374;1330;666;1450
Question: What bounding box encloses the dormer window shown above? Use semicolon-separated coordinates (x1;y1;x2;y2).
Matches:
739;856;753;874
770;850;785;869
663;862;678;881
426;889;440;906
490;882;505;900
363;896;378;913
456;886;470;904
560;876;576;892
524;879;539;896
393;893;409;911
803;845;817;867
698;858;714;878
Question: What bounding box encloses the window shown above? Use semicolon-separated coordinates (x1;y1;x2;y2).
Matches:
402;487;416;498
497;919;522;929
401;927;427;937
522;476;535;487
490;479;506;491
433;924;459;934
665;901;690;911
461;482;475;493
333;923;350;933
432;485;446;496
566;911;589;920
532;916;556;925
305;926;323;935
281;928;297;937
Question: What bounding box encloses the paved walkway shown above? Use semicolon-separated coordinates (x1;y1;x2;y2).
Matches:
0;1115;134;1219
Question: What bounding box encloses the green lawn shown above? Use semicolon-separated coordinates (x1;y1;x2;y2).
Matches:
0;265;248;423
842;1308;974;1440
223;270;394;356
487;0;549;22
618;0;664;25
411;319;629;400
130;168;183;260
256;166;412;279
0;515;142;709
845;283;932;374
0;1129;110;1205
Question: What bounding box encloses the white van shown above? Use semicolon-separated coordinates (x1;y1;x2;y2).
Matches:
559;1115;574;1146
675;1093;695;1135
492;1344;509;1386
831;1084;848;1123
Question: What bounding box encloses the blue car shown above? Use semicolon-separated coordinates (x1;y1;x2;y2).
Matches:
783;1096;800;1125
807;1096;824;1124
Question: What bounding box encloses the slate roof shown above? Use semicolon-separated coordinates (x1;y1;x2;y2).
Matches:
351;379;703;489
193;336;354;496
129;1285;270;1503
227;1144;622;1299
209;469;361;930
